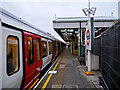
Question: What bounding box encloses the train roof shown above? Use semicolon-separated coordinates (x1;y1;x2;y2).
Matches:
0;8;65;43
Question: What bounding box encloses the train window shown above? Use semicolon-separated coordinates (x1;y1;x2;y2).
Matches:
48;42;52;54
7;36;19;76
27;36;34;66
36;38;41;61
42;41;48;58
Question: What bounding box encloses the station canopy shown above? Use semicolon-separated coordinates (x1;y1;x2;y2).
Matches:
53;16;117;42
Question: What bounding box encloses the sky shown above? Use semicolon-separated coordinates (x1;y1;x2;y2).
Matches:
0;0;120;42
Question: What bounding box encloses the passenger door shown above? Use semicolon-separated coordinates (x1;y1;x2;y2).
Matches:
41;38;48;70
48;40;52;62
23;31;35;89
34;35;42;81
52;40;56;62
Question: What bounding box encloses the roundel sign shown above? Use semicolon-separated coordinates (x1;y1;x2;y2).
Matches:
86;29;90;46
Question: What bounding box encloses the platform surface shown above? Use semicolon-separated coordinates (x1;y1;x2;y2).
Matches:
37;49;103;89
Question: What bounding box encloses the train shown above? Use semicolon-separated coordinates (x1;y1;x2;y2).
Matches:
0;8;66;89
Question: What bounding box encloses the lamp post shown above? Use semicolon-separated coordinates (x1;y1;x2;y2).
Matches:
82;0;96;74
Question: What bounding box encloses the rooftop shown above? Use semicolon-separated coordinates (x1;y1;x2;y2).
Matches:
53;16;118;22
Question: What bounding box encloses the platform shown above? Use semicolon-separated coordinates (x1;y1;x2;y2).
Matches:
36;49;103;89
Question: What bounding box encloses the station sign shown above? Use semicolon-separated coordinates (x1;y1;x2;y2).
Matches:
85;17;94;50
86;29;90;46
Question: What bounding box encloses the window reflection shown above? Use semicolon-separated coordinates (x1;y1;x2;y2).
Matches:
42;41;48;58
27;36;34;66
7;36;19;75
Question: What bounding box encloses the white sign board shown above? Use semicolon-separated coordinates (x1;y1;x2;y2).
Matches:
85;17;94;50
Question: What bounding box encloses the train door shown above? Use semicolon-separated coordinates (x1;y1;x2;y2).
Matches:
41;38;48;70
48;40;52;62
23;31;35;89
2;26;23;88
56;41;58;56
34;35;42;81
52;40;56;62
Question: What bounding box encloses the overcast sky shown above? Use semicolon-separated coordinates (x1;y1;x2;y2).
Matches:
0;0;120;41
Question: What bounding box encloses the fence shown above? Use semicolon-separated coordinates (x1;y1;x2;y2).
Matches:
93;36;102;71
92;20;120;89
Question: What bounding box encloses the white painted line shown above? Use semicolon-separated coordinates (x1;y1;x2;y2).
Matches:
52;84;62;88
59;64;65;68
48;71;57;74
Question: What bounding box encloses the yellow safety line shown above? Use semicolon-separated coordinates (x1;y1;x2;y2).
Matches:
41;52;64;90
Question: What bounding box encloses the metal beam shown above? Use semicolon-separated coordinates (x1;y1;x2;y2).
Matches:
53;21;115;29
